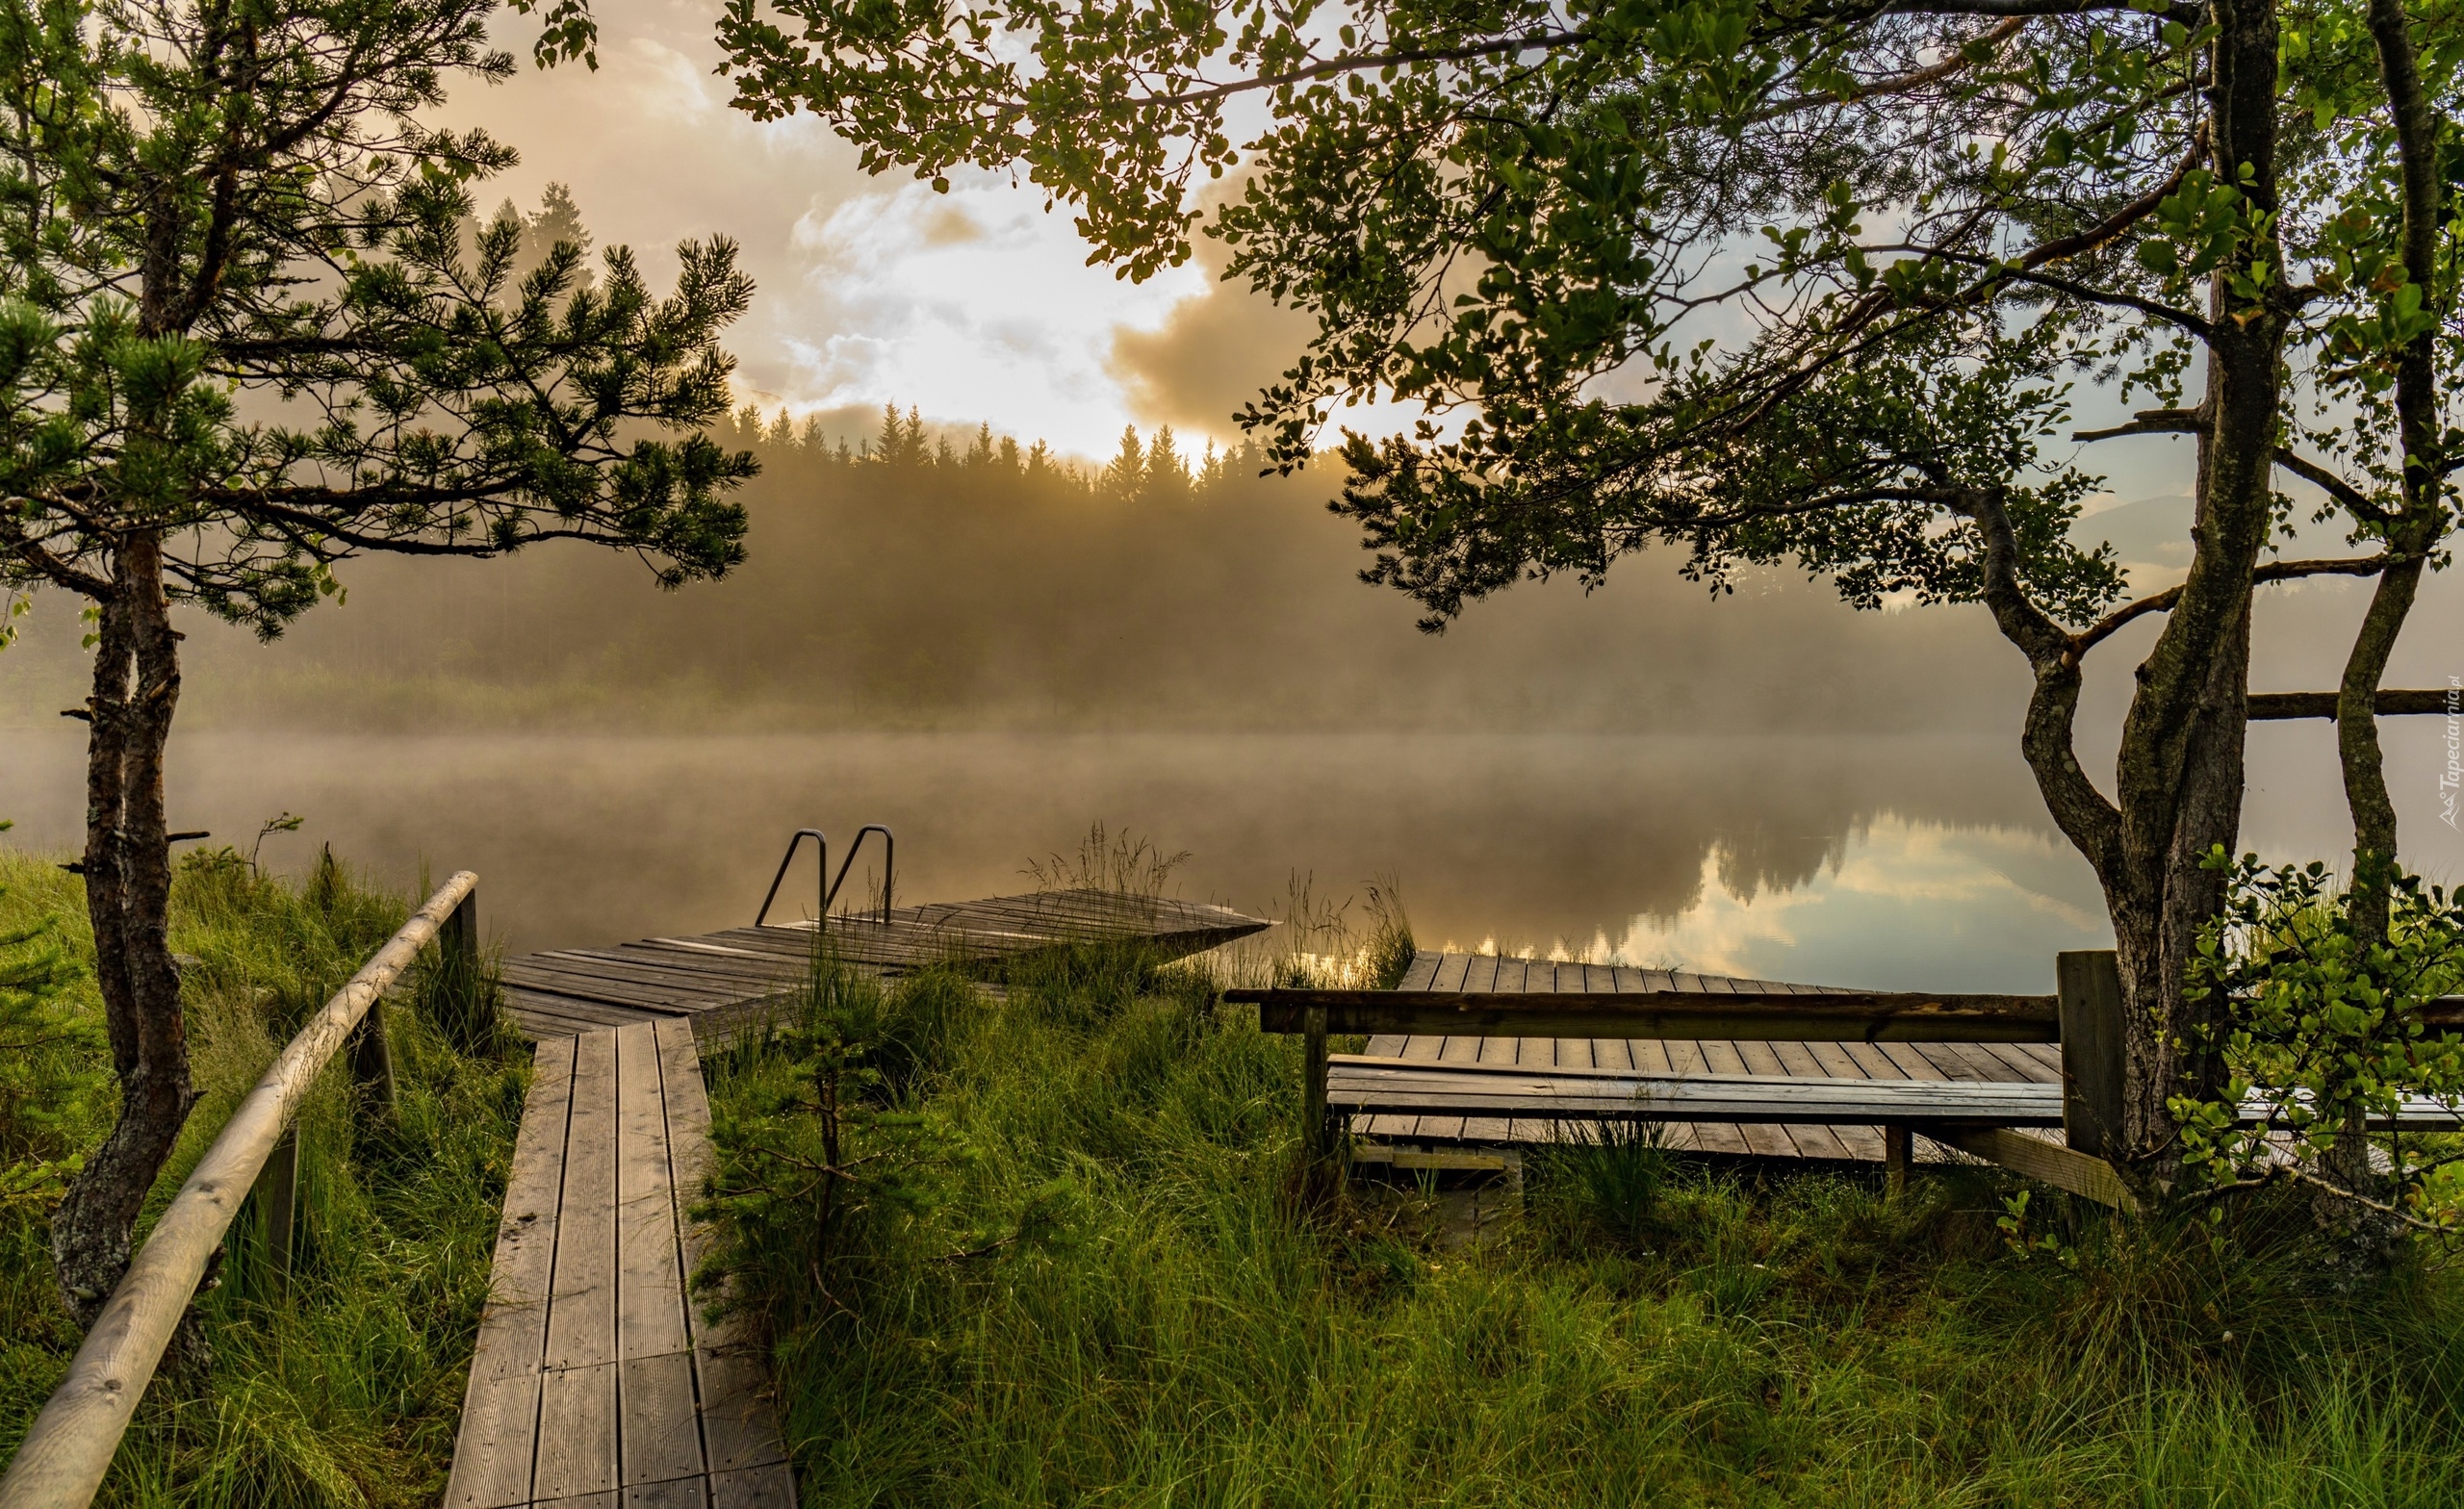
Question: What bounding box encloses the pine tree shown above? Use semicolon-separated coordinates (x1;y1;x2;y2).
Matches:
3;0;755;1317
1100;426;1145;500
1145;426;1192;505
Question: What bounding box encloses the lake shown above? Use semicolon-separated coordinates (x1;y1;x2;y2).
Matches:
7;724;2457;993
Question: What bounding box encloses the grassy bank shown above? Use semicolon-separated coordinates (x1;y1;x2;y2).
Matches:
0;843;523;1509
702;941;2464;1507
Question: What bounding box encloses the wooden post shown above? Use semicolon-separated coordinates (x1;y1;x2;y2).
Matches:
257;1125;299;1285
444;886;478;968
2056;951;2125;1159
352;1000;398;1118
1301;1005;1332;1164
1883;1126;1912;1200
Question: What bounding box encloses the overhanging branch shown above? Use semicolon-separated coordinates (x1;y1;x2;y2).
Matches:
2074;556;2395;654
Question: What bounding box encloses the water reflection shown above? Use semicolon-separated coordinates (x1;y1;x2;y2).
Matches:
2;727;2456;993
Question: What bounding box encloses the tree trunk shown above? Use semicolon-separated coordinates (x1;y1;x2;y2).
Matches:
2310;0;2445;1244
2098;0;2286;1195
49;530;192;1326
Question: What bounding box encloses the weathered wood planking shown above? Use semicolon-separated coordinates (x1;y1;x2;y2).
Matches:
1339;954;2464;1160
1350;952;2054;1161
446;1021;796;1509
1325;1053;2464;1130
500;888;1270;1042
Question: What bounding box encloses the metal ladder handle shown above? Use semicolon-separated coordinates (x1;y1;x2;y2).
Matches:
823;825;894;925
755;828;827;928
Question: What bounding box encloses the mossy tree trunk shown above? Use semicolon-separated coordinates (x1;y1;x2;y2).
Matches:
50;531;195;1322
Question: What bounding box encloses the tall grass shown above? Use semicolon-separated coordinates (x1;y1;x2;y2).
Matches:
703;945;2464;1507
0;843;524;1509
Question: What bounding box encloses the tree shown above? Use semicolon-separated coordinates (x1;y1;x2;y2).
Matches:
708;0;2461;1201
1101;424;1147;500
1;0;756;1317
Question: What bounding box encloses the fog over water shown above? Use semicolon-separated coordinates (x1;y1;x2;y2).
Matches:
3;432;2459;992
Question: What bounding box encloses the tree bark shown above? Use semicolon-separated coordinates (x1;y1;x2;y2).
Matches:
2312;0;2444;1241
49;530;193;1326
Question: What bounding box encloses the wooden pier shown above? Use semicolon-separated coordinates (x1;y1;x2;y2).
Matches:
444;887;1270;1506
1348;952;2059;1162
498;889;1270;1040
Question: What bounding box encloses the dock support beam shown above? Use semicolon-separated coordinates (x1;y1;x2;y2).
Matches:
1301;1005;1332;1164
1884;1126;1911;1199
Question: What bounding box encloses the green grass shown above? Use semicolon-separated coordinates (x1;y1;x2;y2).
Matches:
701;943;2464;1508
0;842;524;1509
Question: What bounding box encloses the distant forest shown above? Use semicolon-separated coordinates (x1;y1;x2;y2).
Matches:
741;401;1268;510
0;402;2050;732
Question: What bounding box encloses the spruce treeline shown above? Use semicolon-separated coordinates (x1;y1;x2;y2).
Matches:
714;404;1270;507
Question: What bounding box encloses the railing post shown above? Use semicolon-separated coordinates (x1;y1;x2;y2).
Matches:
2057;950;2126;1159
255;1124;299;1286
1301;1005;1332;1164
351;1000;398;1119
1883;1126;1911;1200
445;885;477;967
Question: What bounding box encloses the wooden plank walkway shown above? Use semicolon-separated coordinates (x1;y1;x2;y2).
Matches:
500;888;1270;1041
1354;952;2068;1161
447;1020;794;1509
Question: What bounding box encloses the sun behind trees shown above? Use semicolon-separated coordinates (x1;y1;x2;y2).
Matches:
0;0;756;1321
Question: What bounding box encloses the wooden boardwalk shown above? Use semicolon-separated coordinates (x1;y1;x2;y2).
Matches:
1354;952;2065;1162
500;889;1270;1040
446;1020;793;1509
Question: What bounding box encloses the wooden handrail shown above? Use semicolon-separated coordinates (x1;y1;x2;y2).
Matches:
0;871;479;1509
1231;987;2464;1043
1234;987;2066;1042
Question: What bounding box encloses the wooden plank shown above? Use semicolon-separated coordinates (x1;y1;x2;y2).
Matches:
1930;1126;2141;1213
468;1036;576;1375
1395;952;1443;991
501;964;719;1013
710;1464;799;1509
616;1025;691;1363
537;950;801;994
1243;989;2062;1040
502;988;661;1025
650;1020;795;1490
1456;956;1511;1142
547;1032;618;1371
1751;1040;1854;1161
447;1034;579;1507
531;1361;618;1501
620;1351;705;1486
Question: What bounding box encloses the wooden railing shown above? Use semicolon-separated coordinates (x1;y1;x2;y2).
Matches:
0;872;479;1509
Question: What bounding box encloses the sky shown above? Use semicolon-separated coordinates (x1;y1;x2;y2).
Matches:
439;0;1327;458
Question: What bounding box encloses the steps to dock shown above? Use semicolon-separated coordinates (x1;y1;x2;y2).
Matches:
447;1020;792;1509
498;888;1271;1041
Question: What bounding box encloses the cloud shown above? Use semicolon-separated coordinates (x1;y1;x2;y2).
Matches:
1106;217;1319;437
779;176;1208;454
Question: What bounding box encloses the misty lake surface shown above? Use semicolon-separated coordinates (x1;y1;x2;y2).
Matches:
10;724;2458;994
